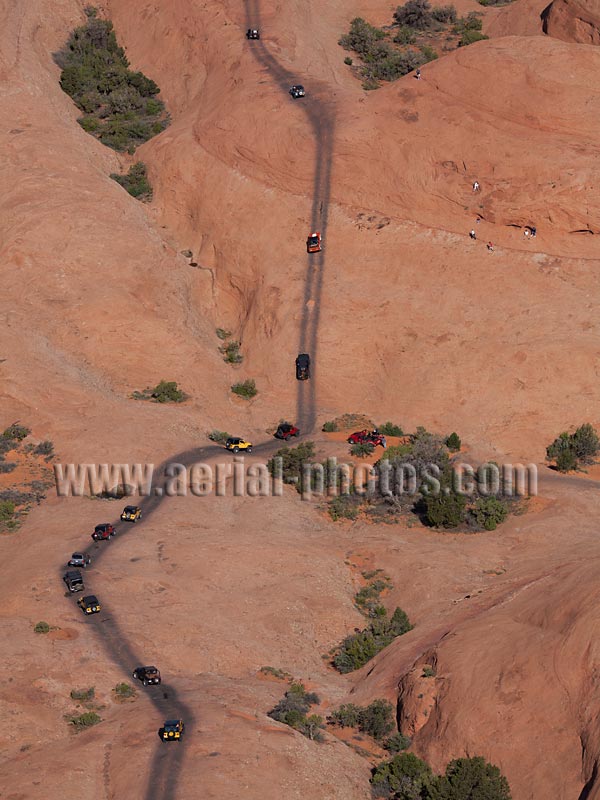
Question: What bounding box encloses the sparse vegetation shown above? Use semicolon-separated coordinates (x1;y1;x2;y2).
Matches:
344;56;353;65
424;490;467;528
2;424;30;442
268;682;324;741
132;380;187;403
454;12;488;46
221;340;243;364
472;496;508;531
216;327;232;340
322;420;337;432
329;494;361;521
379;422;404;437
371;753;512;799
422;665;436;677
546;423;600;472
267;442;315;485
334;606;413;673
34;440;54;458
0;463;17;473
384;732;412;752
445;432;461;452
355;572;392;616
70;687;95;702
110;162;152;200
56;7;168;152
114;682;136;699
330;699;395;740
34;621;51;634
259;666;292;680
231;379;257;399
68;711;101;730
208;430;231;444
351;441;375;458
0;500;16;523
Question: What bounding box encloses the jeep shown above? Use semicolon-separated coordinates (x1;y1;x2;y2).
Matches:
63;569;84;593
162;719;185;741
77;595;101;614
132;666;161;686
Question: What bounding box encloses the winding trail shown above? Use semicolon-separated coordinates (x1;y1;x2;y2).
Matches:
60;4;336;798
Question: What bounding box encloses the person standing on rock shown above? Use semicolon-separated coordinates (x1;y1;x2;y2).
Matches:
487;241;494;252
469;229;476;240
415;68;421;80
473;180;480;192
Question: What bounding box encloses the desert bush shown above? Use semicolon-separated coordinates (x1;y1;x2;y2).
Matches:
2;424;30;441
216;327;232;340
420;44;438;61
268;683;323;741
339;17;386;56
471;496;508;530
340;16;423;85
267;442;315;485
546;423;599;471
445;432;461;451
424;490;467;528
114;682;136;698
0;463;17;473
221;340;243;364
69;712;101;730
110;162;152;200
259;666;292;680
322;420;337;432
208;430;230;444
427;756;512;799
330;703;362;728
231;379;257;399
34;440;54;457
394;0;434;29
334;606;413;672
344;56;353;65
70;687;95;702
458;29;488;45
34;621;51;634
0;500;16;522
372;752;433;798
151;380;186;403
379;422;404;437
454;11;483;32
330;700;394;740
355;577;391;614
351;441;375;458
56;10;167;152
393;26;417;44
422;665;436;677
384;732;412;752
329;494;361;521
432;4;457;21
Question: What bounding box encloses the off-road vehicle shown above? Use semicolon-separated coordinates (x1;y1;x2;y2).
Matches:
132;666;161;686
92;523;115;541
246;28;260;39
289;85;305;98
306;232;321;253
68;552;91;568
296;353;310;381
63;569;84;593
275;423;300;440
162;719;185;740
121;505;142;522
77;595;101;614
225;437;253;453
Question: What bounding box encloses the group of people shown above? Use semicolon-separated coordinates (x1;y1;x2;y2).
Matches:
468;180;537;251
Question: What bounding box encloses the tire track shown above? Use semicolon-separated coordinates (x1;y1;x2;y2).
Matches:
60;3;336;798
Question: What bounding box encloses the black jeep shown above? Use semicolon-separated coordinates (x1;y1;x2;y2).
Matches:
63;569;84;593
296;353;310;380
132;665;162;686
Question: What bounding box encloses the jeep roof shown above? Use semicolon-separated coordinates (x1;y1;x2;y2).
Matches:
64;570;83;580
123;505;138;513
296;353;310;366
82;595;98;604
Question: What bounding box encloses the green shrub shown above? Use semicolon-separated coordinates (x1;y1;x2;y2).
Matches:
34;621;51;634
208;430;230;444
0;500;16;522
330;703;362;728
259;666;292;680
351;441;375;458
0;463;17;473
56;11;167;152
432;4;457;22
458;29;488;45
267;442;315;485
340;16;423;86
546;424;599;470
268;683;323;741
344;56;353;65
424;490;467;528
454;11;483;32
110;162;152;200
420;44;438;61
571;423;600;461
379;422;404;437
334;606;413;673
358;699;395;740
422;665;436;677
231;379;257;399
322;420;337;432
394;0;434;29
339;17;386;56
393;26;417;44
472;496;508;530
216;327;232;340
35;440;54;457
384;732;412;752
329;495;361;521
555;447;578;472
69;711;101;730
151;380;186;403
2;424;30;441
372;752;433;797
355;577;392;614
70;687;95;702
428;756;512;799
221;340;243;364
114;682;136;698
445;432;461;451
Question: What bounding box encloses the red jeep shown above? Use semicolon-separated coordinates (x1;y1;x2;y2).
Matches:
91;523;115;541
347;430;385;447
